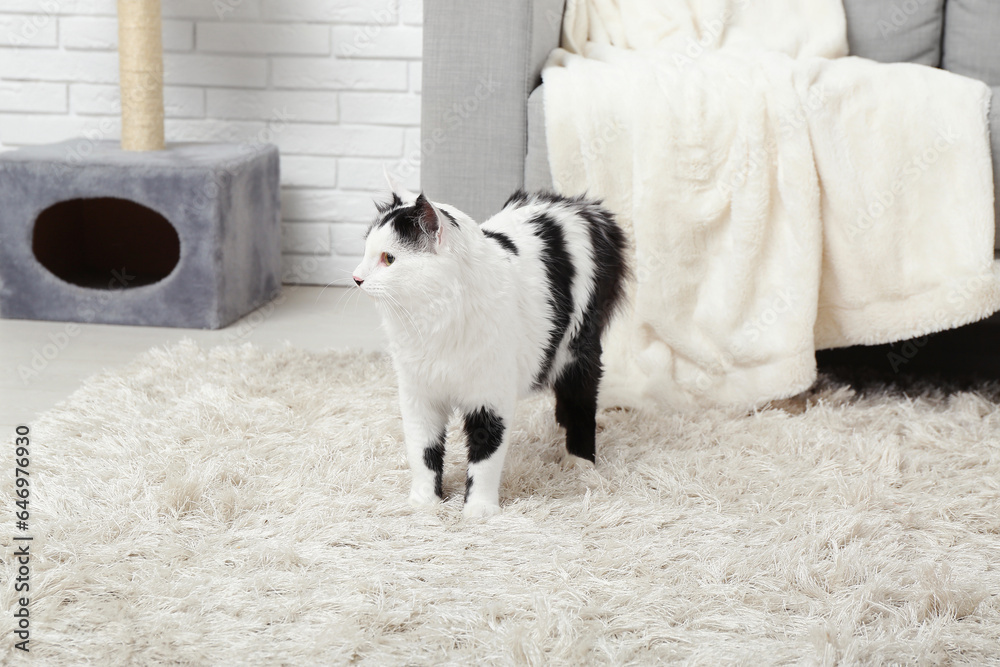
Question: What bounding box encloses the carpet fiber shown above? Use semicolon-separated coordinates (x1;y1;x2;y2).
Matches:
3;340;999;665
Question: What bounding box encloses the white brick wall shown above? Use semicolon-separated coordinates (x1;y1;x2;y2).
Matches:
0;0;423;286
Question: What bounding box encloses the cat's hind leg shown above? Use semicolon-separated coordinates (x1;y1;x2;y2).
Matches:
462;404;512;518
399;391;451;508
553;342;602;464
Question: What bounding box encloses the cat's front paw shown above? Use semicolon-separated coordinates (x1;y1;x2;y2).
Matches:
462;500;501;519
560;453;595;471
408;486;442;509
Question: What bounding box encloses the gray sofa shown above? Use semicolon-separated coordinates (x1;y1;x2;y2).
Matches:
421;0;1000;247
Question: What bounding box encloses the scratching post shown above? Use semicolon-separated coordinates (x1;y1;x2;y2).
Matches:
117;0;165;151
0;2;282;329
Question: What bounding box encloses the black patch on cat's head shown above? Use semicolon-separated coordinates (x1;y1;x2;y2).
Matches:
366;193;443;250
383;205;426;248
374;192;403;215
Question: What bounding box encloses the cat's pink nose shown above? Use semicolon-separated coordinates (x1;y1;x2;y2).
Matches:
353;276;363;286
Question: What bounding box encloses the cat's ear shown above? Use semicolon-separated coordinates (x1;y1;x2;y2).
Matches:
415;193;446;247
383;164;417;203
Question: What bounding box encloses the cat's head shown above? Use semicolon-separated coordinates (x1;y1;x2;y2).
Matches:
352;180;471;303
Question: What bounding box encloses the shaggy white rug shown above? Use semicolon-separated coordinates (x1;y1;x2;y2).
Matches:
2;340;999;665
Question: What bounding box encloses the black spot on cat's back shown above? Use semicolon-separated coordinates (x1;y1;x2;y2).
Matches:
482;229;519;255
529;213;576;388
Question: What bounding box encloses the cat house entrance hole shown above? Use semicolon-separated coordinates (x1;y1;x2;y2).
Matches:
32;197;181;290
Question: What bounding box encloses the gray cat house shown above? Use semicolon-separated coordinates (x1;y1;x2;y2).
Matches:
0;140;281;329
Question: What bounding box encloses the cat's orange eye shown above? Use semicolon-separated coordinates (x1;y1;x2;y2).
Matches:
382;252;395;266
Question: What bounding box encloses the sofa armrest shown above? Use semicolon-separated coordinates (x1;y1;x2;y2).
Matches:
421;0;565;221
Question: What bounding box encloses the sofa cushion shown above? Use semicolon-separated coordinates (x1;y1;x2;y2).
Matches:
943;0;1000;86
841;0;945;66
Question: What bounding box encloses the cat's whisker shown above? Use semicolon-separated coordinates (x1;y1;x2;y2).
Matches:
316;279;344;305
383;291;425;344
376;292;408;331
379;293;421;343
353;286;367;313
315;267;361;304
317;274;355;302
329;283;358;311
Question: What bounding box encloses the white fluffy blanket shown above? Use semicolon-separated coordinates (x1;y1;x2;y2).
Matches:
544;0;1000;410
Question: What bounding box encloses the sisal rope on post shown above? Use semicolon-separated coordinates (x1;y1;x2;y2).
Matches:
117;0;165;151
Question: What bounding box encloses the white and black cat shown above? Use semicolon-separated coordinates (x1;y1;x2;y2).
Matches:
353;182;628;517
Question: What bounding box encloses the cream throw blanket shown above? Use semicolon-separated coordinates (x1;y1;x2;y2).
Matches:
543;0;1000;410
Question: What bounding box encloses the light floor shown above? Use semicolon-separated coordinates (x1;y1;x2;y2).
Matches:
0;286;384;434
